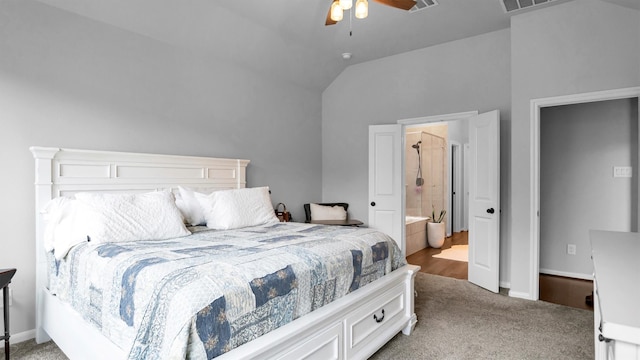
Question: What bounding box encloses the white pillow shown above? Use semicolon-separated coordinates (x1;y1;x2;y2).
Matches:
174;186;210;226
310;203;347;221
42;197;70;252
41;197;92;260
199;187;279;230
75;190;190;244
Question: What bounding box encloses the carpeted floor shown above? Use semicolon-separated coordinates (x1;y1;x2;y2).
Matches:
8;272;593;359
370;273;593;359
7;338;67;360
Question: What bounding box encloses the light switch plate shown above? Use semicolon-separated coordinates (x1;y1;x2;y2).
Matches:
613;166;632;178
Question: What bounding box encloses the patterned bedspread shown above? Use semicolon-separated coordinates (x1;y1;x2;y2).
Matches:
48;222;405;359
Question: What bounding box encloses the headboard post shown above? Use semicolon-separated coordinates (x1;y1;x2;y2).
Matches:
31;146;59;343
30;146;250;344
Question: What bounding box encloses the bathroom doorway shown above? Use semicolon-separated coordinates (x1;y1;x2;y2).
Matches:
404;120;470;280
371;110;500;290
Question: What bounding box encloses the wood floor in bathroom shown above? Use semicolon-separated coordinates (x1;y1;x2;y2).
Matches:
406;231;594;311
406;231;469;280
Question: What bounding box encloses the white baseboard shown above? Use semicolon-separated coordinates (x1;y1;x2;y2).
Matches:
499;280;510;289
508;290;534;300
539;268;593;281
0;328;36;348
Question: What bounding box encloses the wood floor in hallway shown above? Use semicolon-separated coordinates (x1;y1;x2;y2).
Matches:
539;274;593;311
406;231;594;311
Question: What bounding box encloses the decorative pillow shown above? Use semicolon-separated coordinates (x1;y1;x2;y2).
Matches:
310;203;347;221
199;187;279;230
75;190;190;244
174;186;210;226
41;197;92;260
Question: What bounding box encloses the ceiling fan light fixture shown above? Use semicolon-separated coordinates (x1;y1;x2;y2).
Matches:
339;0;353;10
355;0;368;19
330;1;344;22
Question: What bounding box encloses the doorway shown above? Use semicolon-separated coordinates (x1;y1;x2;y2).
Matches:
451;141;464;233
370;110;501;292
539;98;638;309
404;125;469;279
404;122;467;233
529;87;640;300
400;113;472;281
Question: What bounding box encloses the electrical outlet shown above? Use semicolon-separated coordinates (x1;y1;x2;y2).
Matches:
0;288;13;308
567;244;577;255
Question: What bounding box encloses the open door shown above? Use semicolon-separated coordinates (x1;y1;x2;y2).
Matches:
468;110;500;293
368;124;404;254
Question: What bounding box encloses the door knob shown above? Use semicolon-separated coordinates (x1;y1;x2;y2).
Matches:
486;208;495;214
370;202;376;206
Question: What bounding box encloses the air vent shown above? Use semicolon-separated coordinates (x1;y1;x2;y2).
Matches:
410;0;439;13
501;0;556;13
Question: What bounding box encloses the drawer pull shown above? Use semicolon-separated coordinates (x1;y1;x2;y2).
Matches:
373;309;385;323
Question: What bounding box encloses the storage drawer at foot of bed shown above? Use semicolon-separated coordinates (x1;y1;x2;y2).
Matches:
276;321;343;360
346;282;406;356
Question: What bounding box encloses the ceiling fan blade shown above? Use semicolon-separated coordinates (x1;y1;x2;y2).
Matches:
325;4;337;25
372;0;417;11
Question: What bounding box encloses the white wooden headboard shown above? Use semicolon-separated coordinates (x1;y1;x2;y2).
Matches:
30;146;249;342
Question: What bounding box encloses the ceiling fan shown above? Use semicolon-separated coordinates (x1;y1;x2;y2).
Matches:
325;0;417;26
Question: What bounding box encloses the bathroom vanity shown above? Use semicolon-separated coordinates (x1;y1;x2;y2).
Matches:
590;230;640;360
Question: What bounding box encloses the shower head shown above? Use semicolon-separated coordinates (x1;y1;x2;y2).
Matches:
411;141;421;149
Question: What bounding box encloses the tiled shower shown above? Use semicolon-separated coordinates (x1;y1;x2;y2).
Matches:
405;129;446;255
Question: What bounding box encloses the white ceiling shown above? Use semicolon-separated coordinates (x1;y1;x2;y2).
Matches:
34;0;638;90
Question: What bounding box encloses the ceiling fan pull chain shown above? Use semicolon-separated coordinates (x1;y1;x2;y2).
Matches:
349;7;353;36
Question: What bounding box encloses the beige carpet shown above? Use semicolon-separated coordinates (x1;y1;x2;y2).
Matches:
370;273;593;359
432;244;469;262
10;273;593;359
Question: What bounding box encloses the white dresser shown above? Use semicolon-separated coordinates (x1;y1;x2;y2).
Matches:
590;230;640;360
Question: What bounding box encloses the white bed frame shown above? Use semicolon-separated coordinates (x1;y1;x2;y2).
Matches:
31;147;419;360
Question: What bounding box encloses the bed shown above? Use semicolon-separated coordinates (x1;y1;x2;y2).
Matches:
31;147;419;360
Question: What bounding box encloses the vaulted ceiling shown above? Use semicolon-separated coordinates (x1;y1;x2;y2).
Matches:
34;0;638;90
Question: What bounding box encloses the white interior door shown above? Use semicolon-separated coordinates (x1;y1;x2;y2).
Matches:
468;110;500;293
463;143;470;231
369;124;404;254
451;141;462;233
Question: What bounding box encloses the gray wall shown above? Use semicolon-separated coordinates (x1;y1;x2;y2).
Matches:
322;29;512;282
0;1;322;335
540;98;639;278
510;0;640;297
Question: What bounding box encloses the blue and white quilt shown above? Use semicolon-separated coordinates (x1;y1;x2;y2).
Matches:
48;223;405;359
